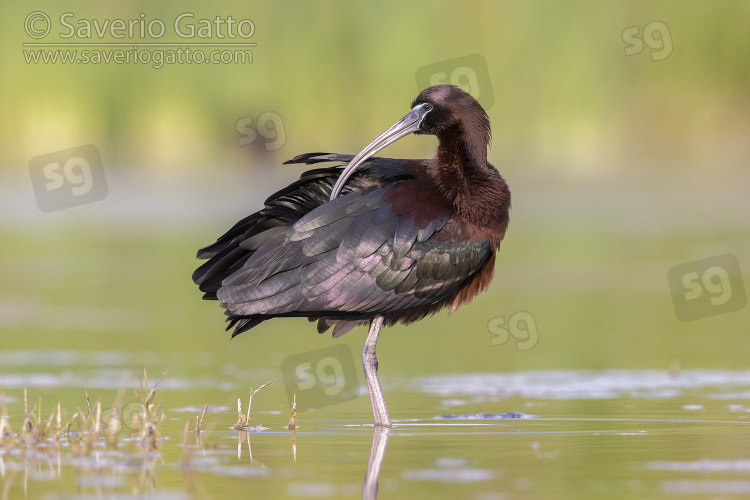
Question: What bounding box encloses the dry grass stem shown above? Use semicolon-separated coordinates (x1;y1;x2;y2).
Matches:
195;404;208;434
287;393;297;430
233;374;280;429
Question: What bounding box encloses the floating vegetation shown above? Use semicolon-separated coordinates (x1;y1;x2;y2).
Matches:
233;374;280;431
0;367;302;497
0;371;167;454
1;389;63;458
0;367;176;496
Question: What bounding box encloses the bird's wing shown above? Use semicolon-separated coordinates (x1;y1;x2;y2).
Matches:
284;153;415;180
194;155;414;297
216;178;492;336
193;167;341;296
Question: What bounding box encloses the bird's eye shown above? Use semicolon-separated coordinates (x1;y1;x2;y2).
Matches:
423;103;433;111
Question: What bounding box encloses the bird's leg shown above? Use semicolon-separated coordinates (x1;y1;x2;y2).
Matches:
362;315;391;427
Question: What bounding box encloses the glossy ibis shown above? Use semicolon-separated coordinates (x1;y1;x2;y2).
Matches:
193;85;511;427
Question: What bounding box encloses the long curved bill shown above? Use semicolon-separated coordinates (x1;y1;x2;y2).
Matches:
330;103;432;200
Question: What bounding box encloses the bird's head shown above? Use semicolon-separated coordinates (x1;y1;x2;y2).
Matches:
330;85;490;199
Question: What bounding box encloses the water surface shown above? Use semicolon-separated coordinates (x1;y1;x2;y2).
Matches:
2;351;750;499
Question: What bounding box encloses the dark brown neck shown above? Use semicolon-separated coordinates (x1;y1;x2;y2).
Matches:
437;123;488;171
432;124;511;242
434;123;489;201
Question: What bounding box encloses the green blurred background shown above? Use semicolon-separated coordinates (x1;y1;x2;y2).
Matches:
1;0;749;382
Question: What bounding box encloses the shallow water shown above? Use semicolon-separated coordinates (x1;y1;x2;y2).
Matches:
1;174;748;498
2;351;750;499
